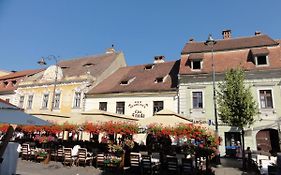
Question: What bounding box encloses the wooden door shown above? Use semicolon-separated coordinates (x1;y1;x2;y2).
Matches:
256;130;271;152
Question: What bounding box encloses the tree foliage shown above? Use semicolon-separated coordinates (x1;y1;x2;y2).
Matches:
217;68;258;129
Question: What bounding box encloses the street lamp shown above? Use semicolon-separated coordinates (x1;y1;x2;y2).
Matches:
38;55;58;111
204;34;218;133
204;34;220;165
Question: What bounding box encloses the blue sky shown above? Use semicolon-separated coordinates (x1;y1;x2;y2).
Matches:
1;1;281;71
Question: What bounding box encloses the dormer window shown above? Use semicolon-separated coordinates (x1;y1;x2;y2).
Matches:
12;80;17;86
83;63;95;67
155;77;164;83
144;64;154;70
120;80;129;85
256;55;268;66
191;60;202;70
188;53;203;70
61;66;70;69
250;48;269;66
3;81;8;87
120;77;135;85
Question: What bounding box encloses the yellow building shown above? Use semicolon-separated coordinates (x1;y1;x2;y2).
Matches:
17;49;126;123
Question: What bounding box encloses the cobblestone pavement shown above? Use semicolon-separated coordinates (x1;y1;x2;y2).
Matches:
16;158;256;175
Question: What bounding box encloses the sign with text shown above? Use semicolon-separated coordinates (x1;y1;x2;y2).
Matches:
128;101;148;118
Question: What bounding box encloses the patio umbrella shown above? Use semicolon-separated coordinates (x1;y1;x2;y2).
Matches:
0;99;50;126
138;109;192;127
0;99;50;166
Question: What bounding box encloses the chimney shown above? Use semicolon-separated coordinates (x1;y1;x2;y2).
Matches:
153;56;165;64
189;38;195;43
255;31;262;36
222;29;232;39
105;44;116;54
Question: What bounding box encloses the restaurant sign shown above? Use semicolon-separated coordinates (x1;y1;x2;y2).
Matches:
128;101;148;118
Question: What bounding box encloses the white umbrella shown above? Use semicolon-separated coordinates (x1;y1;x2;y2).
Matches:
138;109;192;127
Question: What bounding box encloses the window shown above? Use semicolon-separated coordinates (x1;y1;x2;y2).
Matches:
255;56;268;66
153;101;163;114
192;92;203;108
116;102;125;114
155;77;164;83
73;92;81;108
54;92;61;109
42;94;49;109
19;96;24;108
191;60;202;70
144;64;154;70
99;102;107;111
27;95;33;109
5;98;10;103
259;90;273;109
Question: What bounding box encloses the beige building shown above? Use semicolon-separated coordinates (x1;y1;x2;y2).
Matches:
16;49;126;123
178;30;281;156
85;56;180;120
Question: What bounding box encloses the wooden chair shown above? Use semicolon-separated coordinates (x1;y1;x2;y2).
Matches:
21;143;31;160
141;155;159;175
76;148;93;166
130;152;141;169
166;156;179;174
96;153;105;168
181;158;193;175
63;148;75;166
56;147;64;162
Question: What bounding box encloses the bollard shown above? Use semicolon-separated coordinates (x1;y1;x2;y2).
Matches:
277;153;281;175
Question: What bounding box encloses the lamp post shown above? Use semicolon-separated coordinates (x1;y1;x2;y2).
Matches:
204;34;220;164
38;55;58;111
204;34;218;133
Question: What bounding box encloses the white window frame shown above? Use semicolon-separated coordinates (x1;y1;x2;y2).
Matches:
191;59;203;71
255;55;269;67
73;91;82;108
257;88;274;109
53;91;61;109
27;94;33;109
42;93;49;109
19;95;25;108
99;102;107;111
116;101;125;114
192;91;204;109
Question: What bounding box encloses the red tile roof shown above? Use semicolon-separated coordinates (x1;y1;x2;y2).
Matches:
0;69;42;92
87;60;180;95
181;35;278;54
179;46;281;75
57;52;122;77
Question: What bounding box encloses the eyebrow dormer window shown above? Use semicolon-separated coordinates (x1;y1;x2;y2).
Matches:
83;63;95;67
120;80;129;85
144;64;154;70
155;77;164;83
191;60;202;70
120;77;135;85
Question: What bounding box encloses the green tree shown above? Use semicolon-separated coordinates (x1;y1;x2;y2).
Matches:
217;68;258;170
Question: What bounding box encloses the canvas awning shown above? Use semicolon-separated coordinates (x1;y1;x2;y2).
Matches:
31;108;138;125
138;109;192;127
0;99;50;126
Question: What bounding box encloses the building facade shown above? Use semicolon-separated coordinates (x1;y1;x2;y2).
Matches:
85;57;180;120
0;69;42;105
16;49;126;122
178;30;281;155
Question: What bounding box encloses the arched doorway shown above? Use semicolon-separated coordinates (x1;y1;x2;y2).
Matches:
256;129;280;154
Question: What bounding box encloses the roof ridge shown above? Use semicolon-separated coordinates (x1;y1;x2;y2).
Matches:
58;52;120;64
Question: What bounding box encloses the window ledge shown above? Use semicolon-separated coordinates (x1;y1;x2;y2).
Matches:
189;108;205;114
258;108;276;114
